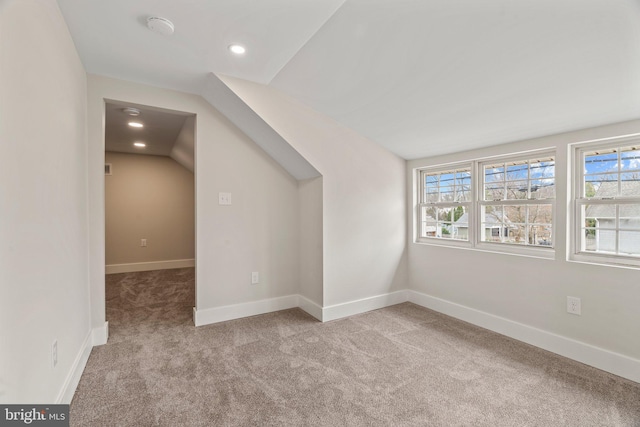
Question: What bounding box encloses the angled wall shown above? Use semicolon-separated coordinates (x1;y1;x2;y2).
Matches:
218;76;407;308
87;75;301;329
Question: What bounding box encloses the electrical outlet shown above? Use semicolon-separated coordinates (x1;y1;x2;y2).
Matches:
251;272;259;285
52;340;58;368
141;239;147;247
219;192;232;205
567;296;581;315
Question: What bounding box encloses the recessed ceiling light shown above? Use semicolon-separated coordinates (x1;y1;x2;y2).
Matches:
228;44;246;55
147;17;175;36
122;107;141;116
134;142;146;148
128;122;143;128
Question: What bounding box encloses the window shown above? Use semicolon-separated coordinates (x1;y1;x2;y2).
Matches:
417;151;555;256
418;165;471;241
573;138;640;265
480;156;555;247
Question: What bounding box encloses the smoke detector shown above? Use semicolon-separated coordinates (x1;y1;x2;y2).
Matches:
122;107;141;116
147;17;175;36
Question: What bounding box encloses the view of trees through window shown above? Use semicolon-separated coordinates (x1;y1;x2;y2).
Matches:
419;155;555;247
481;157;555;246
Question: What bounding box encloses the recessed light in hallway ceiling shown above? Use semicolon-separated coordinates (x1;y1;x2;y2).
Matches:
133;142;146;148
128;122;143;128
228;44;246;55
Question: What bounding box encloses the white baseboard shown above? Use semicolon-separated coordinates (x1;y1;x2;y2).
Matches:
106;259;195;274
56;331;93;404
194;291;409;326
407;290;640;384
322;290;408;322
92;321;109;346
297;295;323;321
194;295;299;326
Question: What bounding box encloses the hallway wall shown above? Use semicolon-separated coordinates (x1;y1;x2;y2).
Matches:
105;152;195;271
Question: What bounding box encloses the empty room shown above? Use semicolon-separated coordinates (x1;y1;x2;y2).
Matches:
1;0;640;425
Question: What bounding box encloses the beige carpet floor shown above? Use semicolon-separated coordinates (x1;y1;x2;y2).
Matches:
70;268;640;426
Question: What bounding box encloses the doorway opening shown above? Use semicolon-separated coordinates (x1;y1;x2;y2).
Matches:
103;101;196;335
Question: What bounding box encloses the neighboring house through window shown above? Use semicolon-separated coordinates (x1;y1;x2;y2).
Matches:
573;137;640;266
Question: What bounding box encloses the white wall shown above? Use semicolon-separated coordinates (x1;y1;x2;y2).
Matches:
298;177;323;306
0;0;90;402
170;116;195;173
408;119;640;362
88;75;300;326
219;76;407;307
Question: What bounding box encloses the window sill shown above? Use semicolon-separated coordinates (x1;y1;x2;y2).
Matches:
569;252;640;270
413;238;555;260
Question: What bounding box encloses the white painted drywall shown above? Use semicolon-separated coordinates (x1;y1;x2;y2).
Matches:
298;177;323;306
407;119;640;361
105;152;195;266
88;75;300;324
170;115;195;173
218;76;408;306
0;0;90;402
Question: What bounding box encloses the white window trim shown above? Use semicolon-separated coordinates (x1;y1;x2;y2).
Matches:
416;162;473;247
570;134;640;268
415;150;556;260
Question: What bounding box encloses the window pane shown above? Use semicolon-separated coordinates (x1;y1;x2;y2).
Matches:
584;173;618;198
529;225;552;246
423;167;471;203
505;180;529;200
531;178;555;199
585;151;618;174
619;231;640;256
528;204;553;225
420;205;468;241
438;222;453;239
424;174;439;203
620;147;640;172
530;160;555;179
421;206;437;237
506;161;528;179
582;228;616;254
583;204;615;228
455;170;471;202
620;204;640;231
506;223;526;244
484;183;504;201
439;172;455;202
504;205;526;224
621;173;640;197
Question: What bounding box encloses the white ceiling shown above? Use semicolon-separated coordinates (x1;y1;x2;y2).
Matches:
105;101;191;156
58;0;640;160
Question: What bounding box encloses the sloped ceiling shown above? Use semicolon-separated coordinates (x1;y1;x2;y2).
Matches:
58;0;640;160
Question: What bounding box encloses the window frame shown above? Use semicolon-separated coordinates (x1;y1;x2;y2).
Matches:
416;162;473;247
476;152;556;254
571;135;640;268
415;149;556;259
